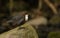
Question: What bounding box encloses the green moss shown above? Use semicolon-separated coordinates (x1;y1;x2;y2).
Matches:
48;31;60;38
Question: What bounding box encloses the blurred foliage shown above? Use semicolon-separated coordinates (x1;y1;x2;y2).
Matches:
48;31;60;38
12;1;30;11
55;0;60;3
0;13;5;18
49;15;60;24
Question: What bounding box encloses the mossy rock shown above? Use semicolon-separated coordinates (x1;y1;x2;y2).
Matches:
0;23;38;38
48;31;60;38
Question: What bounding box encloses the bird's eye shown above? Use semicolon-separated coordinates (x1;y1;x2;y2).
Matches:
25;14;28;21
